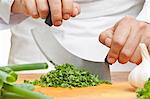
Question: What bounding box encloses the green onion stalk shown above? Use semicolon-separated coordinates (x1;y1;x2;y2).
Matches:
4;63;48;71
0;63;52;99
2;83;51;99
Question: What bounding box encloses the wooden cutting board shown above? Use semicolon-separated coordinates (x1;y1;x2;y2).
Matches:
34;82;136;99
17;72;137;99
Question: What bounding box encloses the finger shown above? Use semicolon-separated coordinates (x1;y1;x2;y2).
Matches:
129;46;142;65
21;0;30;16
118;25;143;64
99;28;114;48
12;0;23;13
130;22;150;64
36;0;49;19
24;0;39;18
71;3;80;17
105;38;112;48
62;0;73;20
48;0;62;26
107;21;131;64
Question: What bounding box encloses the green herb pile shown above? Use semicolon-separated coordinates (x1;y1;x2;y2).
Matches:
0;63;53;99
136;78;150;99
25;64;111;88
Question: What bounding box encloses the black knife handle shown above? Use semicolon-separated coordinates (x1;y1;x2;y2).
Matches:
45;6;53;26
105;55;112;65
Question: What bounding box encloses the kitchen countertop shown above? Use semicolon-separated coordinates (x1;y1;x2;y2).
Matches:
17;72;137;99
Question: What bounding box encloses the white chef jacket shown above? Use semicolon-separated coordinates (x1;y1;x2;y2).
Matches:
0;0;150;70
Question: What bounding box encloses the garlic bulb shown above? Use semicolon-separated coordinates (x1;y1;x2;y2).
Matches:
128;43;150;88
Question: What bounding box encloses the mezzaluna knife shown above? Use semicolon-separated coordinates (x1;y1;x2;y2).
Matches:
31;8;111;80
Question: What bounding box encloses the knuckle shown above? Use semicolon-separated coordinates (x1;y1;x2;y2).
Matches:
30;10;38;16
118;50;131;64
120;16;135;25
120;49;131;59
39;9;49;18
110;53;118;59
39;8;49;14
99;35;103;43
100;31;105;36
53;15;62;21
113;39;124;48
99;32;106;43
138;22;147;29
53;14;62;21
52;8;62;19
118;21;126;26
63;8;72;14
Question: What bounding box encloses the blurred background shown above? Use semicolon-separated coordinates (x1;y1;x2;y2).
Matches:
0;29;135;72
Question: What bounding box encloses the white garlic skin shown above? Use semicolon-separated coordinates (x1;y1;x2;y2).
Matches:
128;43;150;88
128;60;150;88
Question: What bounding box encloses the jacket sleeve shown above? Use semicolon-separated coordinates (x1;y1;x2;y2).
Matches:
0;0;15;24
136;0;150;23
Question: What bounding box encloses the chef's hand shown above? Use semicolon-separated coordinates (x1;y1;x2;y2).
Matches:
11;0;80;26
99;16;150;65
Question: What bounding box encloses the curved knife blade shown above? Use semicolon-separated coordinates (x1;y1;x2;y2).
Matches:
31;24;111;80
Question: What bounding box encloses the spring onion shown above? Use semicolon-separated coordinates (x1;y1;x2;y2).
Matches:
5;63;48;71
0;63;52;99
